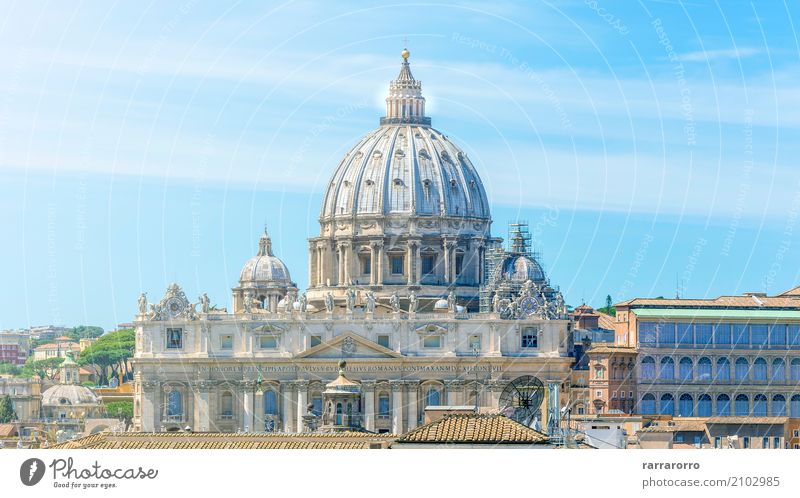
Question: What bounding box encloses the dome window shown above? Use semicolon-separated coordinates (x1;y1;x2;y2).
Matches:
364;179;375;186
394;149;405;158
470;180;476;189
372;151;383;159
393;178;404;187
449;178;457;189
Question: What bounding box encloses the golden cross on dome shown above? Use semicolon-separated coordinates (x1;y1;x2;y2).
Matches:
401;36;410;61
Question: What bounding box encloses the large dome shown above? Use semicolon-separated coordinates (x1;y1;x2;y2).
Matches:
320;125;490;220
42;384;99;407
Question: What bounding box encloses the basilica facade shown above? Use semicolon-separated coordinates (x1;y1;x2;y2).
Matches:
132;50;574;435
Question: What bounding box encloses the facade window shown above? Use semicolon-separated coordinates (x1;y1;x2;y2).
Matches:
378;394;390;417
521;328;538;348
660;394;674;415
677;323;693;346
751;324;769;347
469;334;481;350
660;357;674;380
713;323;731;345
576;405;585;415
791;359;800;381
390;255;404;275
697;357;712;380
774;437;781;449
735;394;749;416
264;390;278;416
770;324;787;346
167;390;182;420
773;394;786;416
166;328;183;349
310;335;322;348
789;325;800;347
595;367;605;380
753;357;768;381
763;437;770;449
714;437;721;449
641;394;656;414
695;324;713;346
454;253;464;276
377;335;390;349
794;430;800;438
716;357;730;380
311;395;323;416
698;394;712;417
361;254;371;275
772;358;785;381
735;357;749;381
678;394;693;417
221;391;233;418
421;254;436;275
792;395;800;417
753;394;767;417
733;324;749;348
596;390;602;398
716;394;731;416
657;323;676;345
639;323;657;345
641;357;656;379
426;388;441;407
743;437;750;449
423;335;441;348
679;357;693;381
260;335;278;349
221;335;233;350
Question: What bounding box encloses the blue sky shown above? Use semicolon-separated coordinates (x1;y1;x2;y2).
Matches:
2;0;800;331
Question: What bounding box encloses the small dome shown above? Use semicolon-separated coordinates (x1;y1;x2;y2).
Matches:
239;229;293;287
501;254;545;283
42;384;99;407
434;299;449;309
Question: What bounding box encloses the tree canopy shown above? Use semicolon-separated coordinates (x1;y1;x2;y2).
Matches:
68;325;104;341
0;395;16;423
78;329;135;386
21;357;64;380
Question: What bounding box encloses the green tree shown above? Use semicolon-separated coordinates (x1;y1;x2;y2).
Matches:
0;362;21;376
67;325;104;342
606;295;612;310
105;401;133;426
21;357;64;380
0;395;17;423
78;329;135;386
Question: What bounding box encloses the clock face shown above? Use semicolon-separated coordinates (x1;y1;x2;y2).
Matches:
519;296;537;315
166;297;185;317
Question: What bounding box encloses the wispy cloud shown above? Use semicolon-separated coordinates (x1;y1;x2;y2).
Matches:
676;47;761;62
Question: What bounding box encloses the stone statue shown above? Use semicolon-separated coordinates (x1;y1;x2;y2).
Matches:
492;292;500;313
345;287;356;312
138;293;147;314
324;292;334;313
555;293;566;316
408;290;418;313
447;290;457;313
365;291;376;313
243;293;253;314
389;291;400;312
286;289;297;309
521;279;534;297
185;302;197;320
199;293;210;313
299;292;308;312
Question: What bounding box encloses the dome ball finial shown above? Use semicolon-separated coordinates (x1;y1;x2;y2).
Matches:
401;48;409;61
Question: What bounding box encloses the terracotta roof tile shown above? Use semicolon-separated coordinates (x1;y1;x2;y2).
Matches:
395;414;549;445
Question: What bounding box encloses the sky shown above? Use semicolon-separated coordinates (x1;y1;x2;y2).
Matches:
2;0;800;331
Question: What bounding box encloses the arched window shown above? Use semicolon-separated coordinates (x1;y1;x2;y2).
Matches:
679;357;693;381
735;358;749;381
167;390;182;419
753;394;767;416
641;357;656;379
791;395;800;417
221;391;233;418
716;358;730;381
660;357;675;380
264;390;278;416
735;394;749;416
641;394;656;415
426;388;441;407
753;358;768;381
660;394;674;415
698;394;712;417
335;403;343;425
791;359;800;381
697;357;712;380
772;358;785;381
716;394;731;416
378;393;390;417
678;394;693;417
772;394;786;416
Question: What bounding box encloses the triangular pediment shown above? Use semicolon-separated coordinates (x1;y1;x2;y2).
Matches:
296;332;403;359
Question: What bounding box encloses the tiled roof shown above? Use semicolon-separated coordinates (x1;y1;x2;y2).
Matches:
0;424;17;437
597;312;616;330
49;431;396;449
394;414;549;445
586;346;636;354
638;420;708;433
706;417;788;425
778;285;800;297
617;294;800;309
